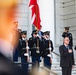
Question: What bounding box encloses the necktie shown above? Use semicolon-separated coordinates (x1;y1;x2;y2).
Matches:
66;46;69;50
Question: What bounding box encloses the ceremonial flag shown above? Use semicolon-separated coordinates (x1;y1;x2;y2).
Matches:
29;0;41;30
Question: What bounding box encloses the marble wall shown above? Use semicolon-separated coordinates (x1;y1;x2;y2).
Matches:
55;0;76;60
55;0;76;45
15;0;32;38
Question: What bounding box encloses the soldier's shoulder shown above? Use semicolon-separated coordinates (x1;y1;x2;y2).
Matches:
19;39;22;41
62;32;67;36
29;37;33;40
68;33;72;37
50;40;52;42
69;33;72;35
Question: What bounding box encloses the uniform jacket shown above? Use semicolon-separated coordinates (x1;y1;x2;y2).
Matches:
28;37;42;57
41;39;54;57
62;32;73;46
18;39;27;57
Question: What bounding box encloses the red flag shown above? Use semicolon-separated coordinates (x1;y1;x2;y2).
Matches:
29;0;41;30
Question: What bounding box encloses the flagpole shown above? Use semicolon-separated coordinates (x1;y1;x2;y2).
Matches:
29;0;40;53
36;0;39;53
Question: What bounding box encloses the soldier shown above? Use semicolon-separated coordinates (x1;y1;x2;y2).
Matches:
40;32;46;57
18;31;29;74
28;30;42;69
43;31;54;69
32;25;43;40
62;27;73;48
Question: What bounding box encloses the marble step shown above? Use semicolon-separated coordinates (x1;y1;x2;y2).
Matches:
53;70;76;74
51;62;76;75
51;67;76;71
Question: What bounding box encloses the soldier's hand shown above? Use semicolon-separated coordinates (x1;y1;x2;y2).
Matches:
27;58;30;62
68;49;72;53
72;65;74;69
50;58;52;63
37;34;40;38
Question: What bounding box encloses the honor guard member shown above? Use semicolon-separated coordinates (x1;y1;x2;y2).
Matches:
62;27;73;48
43;31;54;69
32;25;43;40
41;32;46;57
28;30;42;68
18;31;29;74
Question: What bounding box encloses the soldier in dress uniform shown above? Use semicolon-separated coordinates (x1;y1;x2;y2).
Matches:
18;31;29;74
62;27;73;48
43;31;54;69
32;25;43;40
40;32;46;57
28;30;42;69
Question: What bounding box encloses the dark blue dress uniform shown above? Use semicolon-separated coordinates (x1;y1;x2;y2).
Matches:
62;27;73;48
41;31;54;69
43;39;54;69
13;47;18;62
28;36;42;68
62;32;73;47
18;38;28;74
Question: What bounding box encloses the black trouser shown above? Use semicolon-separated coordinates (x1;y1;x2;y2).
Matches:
32;56;40;69
62;67;72;75
21;57;28;74
44;57;51;69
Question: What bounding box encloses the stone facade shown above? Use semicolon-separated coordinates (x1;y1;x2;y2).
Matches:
55;0;76;45
55;0;76;60
15;0;32;38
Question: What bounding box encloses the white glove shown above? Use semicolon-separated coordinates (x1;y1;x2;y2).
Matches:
26;46;29;50
24;53;29;56
47;54;52;58
49;47;52;51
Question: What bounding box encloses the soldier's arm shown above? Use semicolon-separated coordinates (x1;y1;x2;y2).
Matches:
51;41;54;52
62;32;65;37
28;38;32;51
62;32;67;38
18;39;22;50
